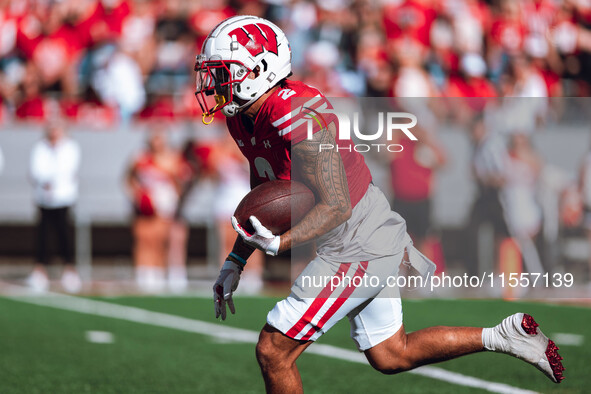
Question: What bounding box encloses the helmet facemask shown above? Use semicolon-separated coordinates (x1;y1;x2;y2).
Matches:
194;55;251;120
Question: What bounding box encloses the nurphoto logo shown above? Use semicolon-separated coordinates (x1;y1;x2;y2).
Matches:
303;106;418;152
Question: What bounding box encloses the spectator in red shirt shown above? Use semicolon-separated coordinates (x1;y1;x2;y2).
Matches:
449;54;497;96
383;0;438;47
489;0;527;55
390;124;447;271
15;62;47;121
188;0;236;51
446;53;497;115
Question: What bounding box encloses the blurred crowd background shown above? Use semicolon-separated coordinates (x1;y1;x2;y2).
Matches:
1;0;591;295
1;0;591;124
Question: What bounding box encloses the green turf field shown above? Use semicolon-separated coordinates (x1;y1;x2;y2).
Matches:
0;294;588;393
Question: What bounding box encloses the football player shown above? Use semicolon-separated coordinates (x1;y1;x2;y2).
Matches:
194;15;564;392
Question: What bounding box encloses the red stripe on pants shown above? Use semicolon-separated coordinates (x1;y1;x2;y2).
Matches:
285;263;352;339
300;261;369;341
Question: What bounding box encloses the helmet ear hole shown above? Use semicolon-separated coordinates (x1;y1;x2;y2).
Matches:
252;66;261;79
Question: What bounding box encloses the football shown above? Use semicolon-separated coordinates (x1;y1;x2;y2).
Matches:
234;180;315;235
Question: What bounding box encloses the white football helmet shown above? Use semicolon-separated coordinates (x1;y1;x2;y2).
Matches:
195;15;292;121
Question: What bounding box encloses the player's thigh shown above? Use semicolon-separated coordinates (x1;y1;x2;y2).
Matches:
267;253;401;342
348;283;404;352
267;257;369;342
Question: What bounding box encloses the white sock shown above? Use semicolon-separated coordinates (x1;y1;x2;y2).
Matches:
482;326;497;351
481;313;523;353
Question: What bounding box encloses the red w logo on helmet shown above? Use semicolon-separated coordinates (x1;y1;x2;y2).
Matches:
229;23;278;57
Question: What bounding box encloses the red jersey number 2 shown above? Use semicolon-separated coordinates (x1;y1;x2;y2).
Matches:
277;89;296;100
251;87;295;181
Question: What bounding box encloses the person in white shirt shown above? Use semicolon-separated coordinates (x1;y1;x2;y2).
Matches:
28;120;82;293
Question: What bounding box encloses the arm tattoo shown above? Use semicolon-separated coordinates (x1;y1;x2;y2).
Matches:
280;123;352;251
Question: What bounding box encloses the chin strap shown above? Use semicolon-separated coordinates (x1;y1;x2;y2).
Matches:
202;94;227;125
202;113;215;125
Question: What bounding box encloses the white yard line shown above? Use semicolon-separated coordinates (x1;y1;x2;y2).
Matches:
85;330;115;344
1;284;538;394
307;344;538;394
552;333;584;346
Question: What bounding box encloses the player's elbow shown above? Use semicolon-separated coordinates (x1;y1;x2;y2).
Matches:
338;202;352;223
341;206;352;222
328;203;351;226
316;201;351;233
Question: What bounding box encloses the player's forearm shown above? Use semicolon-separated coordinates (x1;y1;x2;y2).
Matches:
228;235;257;265
283;124;352;252
278;201;351;253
